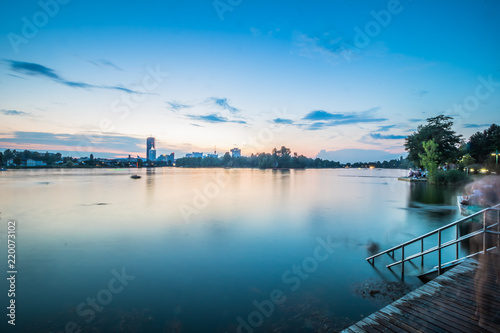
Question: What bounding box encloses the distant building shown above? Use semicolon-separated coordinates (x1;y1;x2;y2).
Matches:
230;148;241;158
148;148;156;161
26;159;46;167
158;153;174;164
206;147;218;158
146;137;155;160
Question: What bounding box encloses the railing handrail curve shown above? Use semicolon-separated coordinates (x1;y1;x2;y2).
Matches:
366;203;500;262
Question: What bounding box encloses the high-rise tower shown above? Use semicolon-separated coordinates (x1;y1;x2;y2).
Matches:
146;137;155;160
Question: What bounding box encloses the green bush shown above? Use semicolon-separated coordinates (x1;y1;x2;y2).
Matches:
431;169;469;185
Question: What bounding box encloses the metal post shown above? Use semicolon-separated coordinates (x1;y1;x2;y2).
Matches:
455;224;459;260
483;212;487;254
421;238;424;267
401;246;405;280
497;209;500;249
438;230;442;275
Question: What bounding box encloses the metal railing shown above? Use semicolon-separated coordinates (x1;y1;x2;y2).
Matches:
367;204;500;278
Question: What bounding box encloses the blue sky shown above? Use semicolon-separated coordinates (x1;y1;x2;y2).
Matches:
1;0;499;162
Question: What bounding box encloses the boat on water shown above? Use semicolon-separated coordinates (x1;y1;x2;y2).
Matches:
130;174;141;179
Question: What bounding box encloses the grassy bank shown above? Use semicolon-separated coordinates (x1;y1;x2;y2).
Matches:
430;169;471;185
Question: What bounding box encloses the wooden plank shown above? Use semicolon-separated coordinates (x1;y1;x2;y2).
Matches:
369;309;421;333
364;313;400;333
353;320;382;333
379;305;446;333
426;299;500;332
410;297;481;332
343;259;500;332
394;300;468;332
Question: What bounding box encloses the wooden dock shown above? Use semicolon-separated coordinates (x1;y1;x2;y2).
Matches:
342;258;500;332
397;177;427;182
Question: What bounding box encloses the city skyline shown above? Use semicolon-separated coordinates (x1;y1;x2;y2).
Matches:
1;1;500;163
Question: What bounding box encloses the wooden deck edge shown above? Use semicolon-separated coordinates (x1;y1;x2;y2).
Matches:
397;177;428;182
341;259;479;332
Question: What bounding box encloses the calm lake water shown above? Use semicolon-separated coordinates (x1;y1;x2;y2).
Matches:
0;168;466;332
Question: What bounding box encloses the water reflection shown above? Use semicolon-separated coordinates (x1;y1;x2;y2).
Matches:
0;168;472;332
407;182;460;218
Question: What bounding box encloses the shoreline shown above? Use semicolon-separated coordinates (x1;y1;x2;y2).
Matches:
0;165;408;171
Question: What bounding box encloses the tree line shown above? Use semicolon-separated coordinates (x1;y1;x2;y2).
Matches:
175;146;408;169
404;115;500;183
0;149;64;166
1;147;411;170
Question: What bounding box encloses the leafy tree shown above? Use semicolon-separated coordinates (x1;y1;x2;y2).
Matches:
405;115;462;166
467;124;500;164
13;156;22;166
66;161;74;167
222;152;231;165
419;139;440;183
458;153;475;170
3;149;14;161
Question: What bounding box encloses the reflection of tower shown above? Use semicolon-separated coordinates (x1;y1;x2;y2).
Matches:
146;137;155;160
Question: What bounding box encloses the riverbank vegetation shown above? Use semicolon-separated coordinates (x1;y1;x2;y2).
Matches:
405;116;499;184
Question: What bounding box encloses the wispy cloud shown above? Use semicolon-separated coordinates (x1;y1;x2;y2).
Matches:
413;90;429;99
88;59;122;71
370;133;407;140
1;109;30;116
299;107;386;130
303;110;352;121
293;31;355;64
463;123;491;128
187;113;246;124
166;101;191;112
272;118;294;124
376;124;397;132
4;60;143;94
207;97;240;113
0;131;144;153
408;118;423;123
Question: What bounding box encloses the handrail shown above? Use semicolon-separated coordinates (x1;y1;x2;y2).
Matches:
366;204;500;262
366;203;500;278
385;226;496;268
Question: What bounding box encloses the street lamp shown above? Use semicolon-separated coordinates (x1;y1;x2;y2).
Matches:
492;149;499;167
